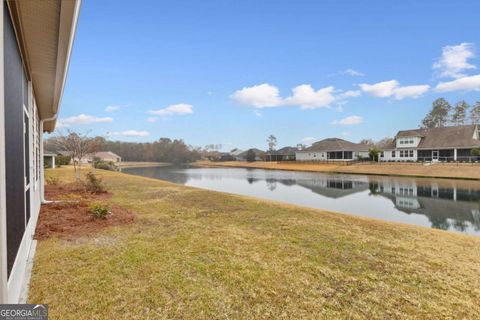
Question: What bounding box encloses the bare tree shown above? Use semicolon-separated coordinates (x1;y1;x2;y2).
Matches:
267;134;277;152
359;139;375;146
54;130;101;180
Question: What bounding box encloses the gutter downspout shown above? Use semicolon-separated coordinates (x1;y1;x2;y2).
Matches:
39;114;57;204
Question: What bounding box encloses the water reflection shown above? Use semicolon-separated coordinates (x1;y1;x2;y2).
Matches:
123;166;480;235
368;179;480;233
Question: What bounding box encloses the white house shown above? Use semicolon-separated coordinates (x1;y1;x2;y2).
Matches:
296;138;370;161
0;0;80;303
90;151;122;163
380;125;480;162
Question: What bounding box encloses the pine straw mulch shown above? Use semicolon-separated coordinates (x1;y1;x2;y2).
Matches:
35;181;134;240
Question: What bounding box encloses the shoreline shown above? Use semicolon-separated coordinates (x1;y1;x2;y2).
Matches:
196;160;480;181
116;161;172;169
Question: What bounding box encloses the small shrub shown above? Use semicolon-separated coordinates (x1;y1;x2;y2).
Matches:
89;202;111;219
94;160;118;171
85;172;106;194
44;157;52;168
56;155;71;166
46;176;60;186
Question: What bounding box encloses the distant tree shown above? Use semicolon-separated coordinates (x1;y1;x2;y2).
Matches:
359;139;375;146
55;130;101;180
471;101;480;124
451;100;469;125
267;134;277;152
56;155;71;166
421;98;452;128
368;147;382;162
375;137;393;148
296;144;306;151
246;149;256;162
471;148;480;157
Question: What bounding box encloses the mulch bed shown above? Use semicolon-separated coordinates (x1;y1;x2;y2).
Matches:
35;183;134;240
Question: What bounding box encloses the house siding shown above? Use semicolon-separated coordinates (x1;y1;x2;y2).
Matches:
296;151;368;161
2;3;42;302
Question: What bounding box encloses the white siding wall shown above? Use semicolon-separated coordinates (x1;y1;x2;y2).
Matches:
356;151;369;159
296;151;368;161
295;151;328;161
395;136;421;148
380;149;417;161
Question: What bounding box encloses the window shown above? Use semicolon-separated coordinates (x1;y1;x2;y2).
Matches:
409;139;414;144
409;150;414;157
399;140;404;144
392;151;396;157
400;150;404;157
380;152;384;158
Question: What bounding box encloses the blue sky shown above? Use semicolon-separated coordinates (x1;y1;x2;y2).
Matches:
55;0;480;151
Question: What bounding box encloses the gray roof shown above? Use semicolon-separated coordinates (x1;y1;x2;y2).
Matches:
43;150;57;156
300;138;370;152
238;148;266;157
267;146;298;155
388;124;480;149
94;151;121;159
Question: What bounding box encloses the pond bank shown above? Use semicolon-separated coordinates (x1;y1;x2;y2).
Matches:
196;160;480;180
116;161;171;168
29;167;480;319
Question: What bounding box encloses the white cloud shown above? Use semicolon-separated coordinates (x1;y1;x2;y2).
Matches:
147;117;158;123
253;110;263;117
359;80;429;100
57;114;113;127
231;83;336;109
433;43;476;78
393;84;430;100
331;115;363;126
111;130;150;137
337;90;361;100
359;80;399;97
105;105;120;112
148;104;194;117
285;85;336;109
231;84;282;108
301;137;317;145
343;68;365;77
435;74;480;92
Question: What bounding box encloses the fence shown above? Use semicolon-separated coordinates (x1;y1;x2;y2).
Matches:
282;158;480;166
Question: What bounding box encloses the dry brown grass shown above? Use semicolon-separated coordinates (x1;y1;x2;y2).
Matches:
197;160;480;180
29;167;480;319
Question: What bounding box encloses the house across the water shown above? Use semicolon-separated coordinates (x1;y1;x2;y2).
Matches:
380;125;480;162
295;138;370;161
91;151;122;163
0;0;80;303
237;148;265;161
265;146;298;161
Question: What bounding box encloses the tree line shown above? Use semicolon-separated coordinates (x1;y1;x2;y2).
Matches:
45;133;201;164
421;98;480;128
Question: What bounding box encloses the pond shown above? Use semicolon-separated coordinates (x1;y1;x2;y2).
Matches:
122;166;480;236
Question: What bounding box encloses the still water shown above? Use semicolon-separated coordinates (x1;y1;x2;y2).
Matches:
122;166;480;236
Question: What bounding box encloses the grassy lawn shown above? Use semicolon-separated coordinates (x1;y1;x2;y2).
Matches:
197;160;480;180
29;167;480;319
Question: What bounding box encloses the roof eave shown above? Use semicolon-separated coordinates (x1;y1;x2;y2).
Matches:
7;0;82;133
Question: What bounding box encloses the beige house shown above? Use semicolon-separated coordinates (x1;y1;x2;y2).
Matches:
91;151;122;163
